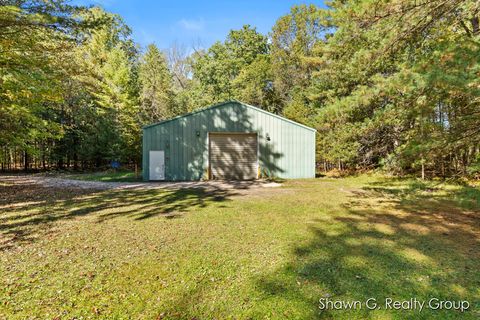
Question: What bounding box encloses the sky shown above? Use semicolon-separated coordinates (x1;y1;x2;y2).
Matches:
72;0;327;50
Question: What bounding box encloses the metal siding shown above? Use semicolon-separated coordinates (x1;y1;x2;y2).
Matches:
188;114;195;180
143;129;149;180
142;130;148;180
182;118;188;180
143;101;315;181
180;118;186;180
163;122;170;180
169;121;174;180
280;123;292;176
172;121;179;180
186;116;193;180
169;122;176;180
282;120;289;177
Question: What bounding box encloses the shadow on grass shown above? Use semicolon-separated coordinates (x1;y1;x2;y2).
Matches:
256;178;480;319
363;178;480;211
0;179;240;251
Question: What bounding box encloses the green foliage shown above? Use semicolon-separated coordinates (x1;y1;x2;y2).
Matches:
0;1;85;155
1;1;478;178
69;7;140;165
233;55;281;113
138;44;177;123
190;25;274;109
306;0;480;177
270;4;325;108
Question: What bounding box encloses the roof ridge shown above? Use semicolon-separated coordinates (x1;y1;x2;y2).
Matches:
143;100;316;132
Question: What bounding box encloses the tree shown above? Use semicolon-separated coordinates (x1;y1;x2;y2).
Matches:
270;4;325;110
233;55;281;113
68;7;140;167
191;25;271;108
139;44;176;123
166;41;192;91
0;1;89;169
308;0;480;176
2;0;478;179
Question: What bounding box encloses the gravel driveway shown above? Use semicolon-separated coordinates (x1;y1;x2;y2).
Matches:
0;174;282;192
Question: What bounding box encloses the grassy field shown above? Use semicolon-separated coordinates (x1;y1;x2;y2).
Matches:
59;170;143;182
0;175;479;319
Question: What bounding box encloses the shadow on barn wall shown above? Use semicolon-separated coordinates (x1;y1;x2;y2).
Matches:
143;101;286;181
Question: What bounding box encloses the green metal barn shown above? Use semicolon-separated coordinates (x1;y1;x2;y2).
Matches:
142;100;316;181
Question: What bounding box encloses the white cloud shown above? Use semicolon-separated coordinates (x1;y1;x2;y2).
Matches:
92;0;115;7
178;18;205;31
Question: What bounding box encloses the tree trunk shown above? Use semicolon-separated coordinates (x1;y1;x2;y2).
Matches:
73;145;78;171
421;156;425;180
42;144;46;170
472;16;479;35
441;160;445;179
24;150;28;172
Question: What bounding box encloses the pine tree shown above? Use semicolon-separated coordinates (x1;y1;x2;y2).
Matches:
138;44;176;123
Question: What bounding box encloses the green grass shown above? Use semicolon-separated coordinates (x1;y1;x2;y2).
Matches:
0;174;479;319
61;170;143;182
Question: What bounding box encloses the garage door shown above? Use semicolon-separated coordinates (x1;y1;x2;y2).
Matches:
209;133;258;180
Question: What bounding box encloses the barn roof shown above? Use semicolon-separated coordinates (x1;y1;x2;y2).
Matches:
143;100;316;132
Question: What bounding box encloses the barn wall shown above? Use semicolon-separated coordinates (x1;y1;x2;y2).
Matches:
142;101;315;181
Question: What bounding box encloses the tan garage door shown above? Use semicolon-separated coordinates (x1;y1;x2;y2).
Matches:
209;133;258;180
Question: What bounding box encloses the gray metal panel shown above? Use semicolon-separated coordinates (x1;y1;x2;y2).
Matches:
209;133;257;180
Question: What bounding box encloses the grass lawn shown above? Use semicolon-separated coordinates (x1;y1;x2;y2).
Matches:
58;170;143;182
0;175;479;319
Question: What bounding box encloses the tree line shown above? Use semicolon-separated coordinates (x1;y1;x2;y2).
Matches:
1;0;479;178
